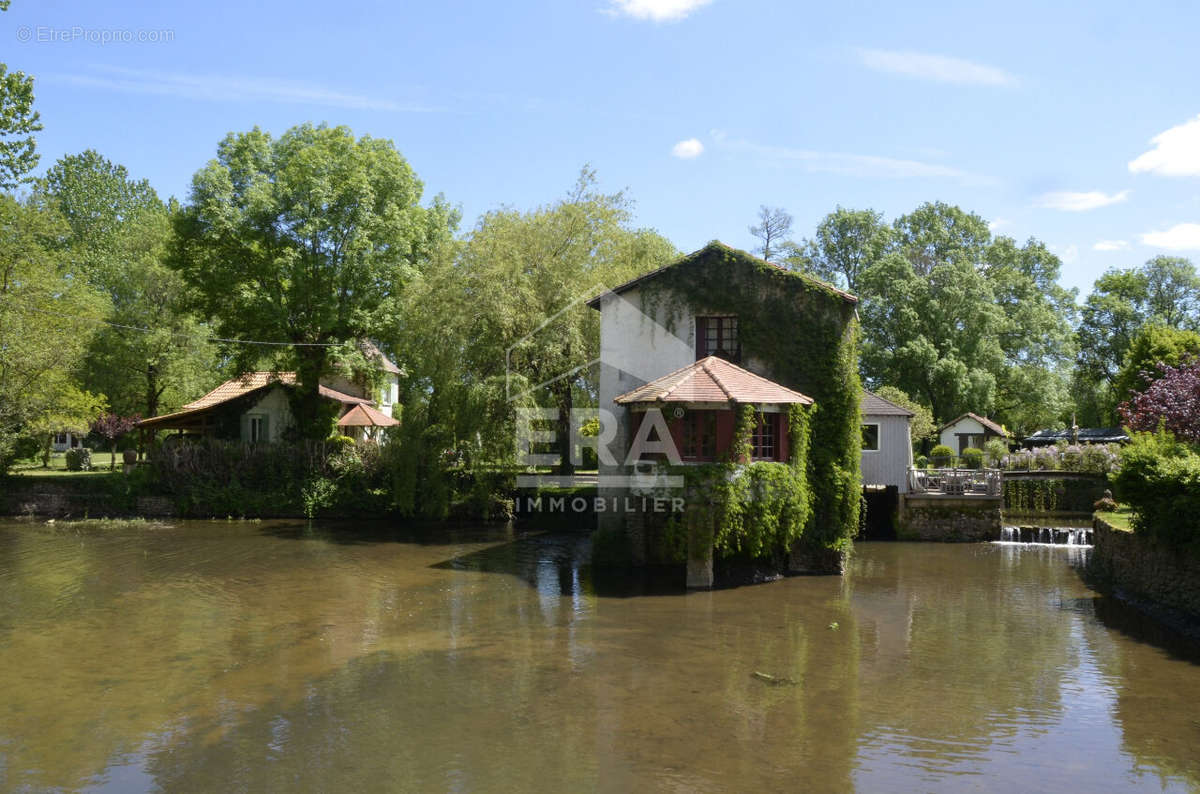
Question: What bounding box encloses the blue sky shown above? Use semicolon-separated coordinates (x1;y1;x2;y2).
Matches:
5;0;1200;296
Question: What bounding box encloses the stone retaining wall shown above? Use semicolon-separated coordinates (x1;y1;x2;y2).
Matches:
1090;516;1200;621
0;479;177;518
897;495;1002;542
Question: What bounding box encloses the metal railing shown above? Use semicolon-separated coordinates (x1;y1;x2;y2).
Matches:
908;467;1003;497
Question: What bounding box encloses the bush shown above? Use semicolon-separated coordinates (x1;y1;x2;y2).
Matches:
983;438;1008;468
960;447;984;469
1111;430;1200;546
65;447;92;471
915;455;929;469
930;444;955;466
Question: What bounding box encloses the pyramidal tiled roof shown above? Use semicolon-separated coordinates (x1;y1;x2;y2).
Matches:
336;403;399;428
615;356;813;406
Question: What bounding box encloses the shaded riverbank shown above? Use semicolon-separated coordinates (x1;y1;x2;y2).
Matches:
1;520;1198;791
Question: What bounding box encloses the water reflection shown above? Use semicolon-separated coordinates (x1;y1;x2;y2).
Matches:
0;522;1197;792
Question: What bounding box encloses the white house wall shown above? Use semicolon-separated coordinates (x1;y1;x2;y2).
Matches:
241;386;295;443
939;416;986;450
861;414;913;493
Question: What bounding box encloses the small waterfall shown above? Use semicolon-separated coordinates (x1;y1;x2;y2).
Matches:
997;524;1093;546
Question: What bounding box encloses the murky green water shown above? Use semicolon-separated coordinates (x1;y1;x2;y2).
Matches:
1;520;1198;793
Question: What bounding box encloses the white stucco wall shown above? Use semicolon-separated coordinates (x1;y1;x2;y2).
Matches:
241;386;295;443
861;414;914;493
377;373;399;418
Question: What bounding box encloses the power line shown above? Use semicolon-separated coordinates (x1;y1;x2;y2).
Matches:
6;303;355;348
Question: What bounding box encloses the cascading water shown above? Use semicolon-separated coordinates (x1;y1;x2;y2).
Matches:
997;524;1093;546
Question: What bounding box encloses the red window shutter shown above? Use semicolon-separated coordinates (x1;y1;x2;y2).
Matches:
715;410;735;459
695;316;707;360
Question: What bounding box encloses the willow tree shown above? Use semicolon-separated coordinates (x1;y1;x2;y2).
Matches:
171;123;452;438
455;169;677;474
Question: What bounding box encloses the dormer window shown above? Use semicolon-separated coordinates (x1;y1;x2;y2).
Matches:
696;316;740;362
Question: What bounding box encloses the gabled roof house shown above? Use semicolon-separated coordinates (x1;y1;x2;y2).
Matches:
138;343;400;442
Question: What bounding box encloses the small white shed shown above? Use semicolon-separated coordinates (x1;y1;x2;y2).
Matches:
937;413;1009;455
861;391;915;493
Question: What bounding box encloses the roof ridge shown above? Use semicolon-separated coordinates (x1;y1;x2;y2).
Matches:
862;388;916;416
700;356;734;402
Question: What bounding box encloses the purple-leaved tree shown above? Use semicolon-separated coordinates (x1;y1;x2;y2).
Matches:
90;413;141;471
1119;356;1200;444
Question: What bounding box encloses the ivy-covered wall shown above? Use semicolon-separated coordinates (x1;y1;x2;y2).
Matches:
638;243;862;555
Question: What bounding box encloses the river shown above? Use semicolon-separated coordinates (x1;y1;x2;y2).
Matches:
0;519;1197;792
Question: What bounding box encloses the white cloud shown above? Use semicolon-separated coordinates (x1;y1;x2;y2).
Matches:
1141;223;1200;251
856;49;1014;86
1129;114;1200;177
987;218;1010;233
607;0;712;22
722;137;992;185
46;65;437;112
1093;240;1129;251
1034;190;1129;212
671;138;704;159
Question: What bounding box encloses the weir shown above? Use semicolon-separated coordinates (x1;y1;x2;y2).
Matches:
998;524;1093;546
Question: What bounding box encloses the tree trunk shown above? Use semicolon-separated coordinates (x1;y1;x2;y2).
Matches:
41;434;52;468
291;347;333;440
145;364;159;419
555;382;574;476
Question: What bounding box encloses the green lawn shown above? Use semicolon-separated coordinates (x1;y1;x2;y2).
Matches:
10;450;123;477
1095;507;1134;532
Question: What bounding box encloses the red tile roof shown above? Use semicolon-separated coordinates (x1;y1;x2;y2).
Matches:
138;373;371;429
336;403;399;428
937;412;1010;437
615;356;813;406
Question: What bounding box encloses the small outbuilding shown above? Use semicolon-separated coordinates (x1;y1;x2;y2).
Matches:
937;412;1009;455
861;390;915;494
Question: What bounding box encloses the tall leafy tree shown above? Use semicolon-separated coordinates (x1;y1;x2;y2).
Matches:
1143;255;1200;330
983;236;1076;434
0;194;105;468
1073;257;1199;424
1113;324;1200;404
0;1;42;188
812;201;1074;433
171;123;453;438
790;206;892;293
40;151;218;417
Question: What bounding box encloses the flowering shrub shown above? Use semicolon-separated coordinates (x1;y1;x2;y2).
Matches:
1000;443;1120;475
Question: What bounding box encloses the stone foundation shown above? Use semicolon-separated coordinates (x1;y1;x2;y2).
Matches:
1090;516;1200;622
897;495;1002;542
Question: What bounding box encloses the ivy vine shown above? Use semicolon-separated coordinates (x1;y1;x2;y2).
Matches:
637;242;862;553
